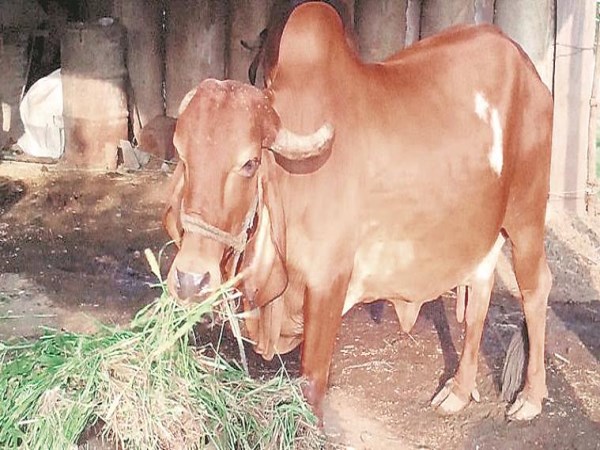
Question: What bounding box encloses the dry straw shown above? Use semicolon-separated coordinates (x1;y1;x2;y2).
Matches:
0;249;323;449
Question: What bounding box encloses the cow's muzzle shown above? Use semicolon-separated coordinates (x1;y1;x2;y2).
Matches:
175;268;211;300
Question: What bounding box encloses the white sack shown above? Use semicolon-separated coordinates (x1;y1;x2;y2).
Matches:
17;69;64;158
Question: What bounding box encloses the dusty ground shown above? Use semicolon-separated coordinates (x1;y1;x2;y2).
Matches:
0;161;598;449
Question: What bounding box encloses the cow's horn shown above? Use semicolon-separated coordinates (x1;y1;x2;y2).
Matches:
269;123;334;160
178;87;198;116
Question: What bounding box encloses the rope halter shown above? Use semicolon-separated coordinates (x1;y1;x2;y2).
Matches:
179;183;261;256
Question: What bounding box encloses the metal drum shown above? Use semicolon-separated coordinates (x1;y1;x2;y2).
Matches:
61;18;128;169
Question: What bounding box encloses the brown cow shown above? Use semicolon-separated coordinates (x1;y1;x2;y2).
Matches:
164;3;553;422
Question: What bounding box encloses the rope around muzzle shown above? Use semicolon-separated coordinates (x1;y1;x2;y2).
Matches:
179;182;261;266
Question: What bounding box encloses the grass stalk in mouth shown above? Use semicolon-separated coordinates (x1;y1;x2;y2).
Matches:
0;249;323;449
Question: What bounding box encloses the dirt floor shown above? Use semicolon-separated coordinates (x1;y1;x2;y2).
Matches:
0;161;598;449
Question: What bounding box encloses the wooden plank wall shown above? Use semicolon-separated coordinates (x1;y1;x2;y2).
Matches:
355;0;408;62
228;0;272;82
551;0;597;214
97;0;599;213
0;0;47;148
113;0;164;138
164;0;228;118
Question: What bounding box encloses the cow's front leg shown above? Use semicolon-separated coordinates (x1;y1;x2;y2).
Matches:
300;276;348;421
432;273;495;414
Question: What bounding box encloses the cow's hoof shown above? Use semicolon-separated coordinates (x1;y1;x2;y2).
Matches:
301;379;325;425
506;391;542;421
431;378;480;414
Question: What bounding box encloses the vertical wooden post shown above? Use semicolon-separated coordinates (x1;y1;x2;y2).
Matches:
474;0;494;24
82;0;115;20
342;0;356;24
494;0;555;90
113;0;164;138
405;0;422;46
586;5;599;215
164;0;227;118
228;0;272;83
355;0;408;62
420;0;475;38
0;31;28;147
550;0;597;214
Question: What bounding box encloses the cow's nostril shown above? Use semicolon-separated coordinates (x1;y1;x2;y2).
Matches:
175;269;211;299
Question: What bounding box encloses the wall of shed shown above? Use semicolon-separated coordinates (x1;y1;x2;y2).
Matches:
113;0;165;139
164;0;228;117
0;32;29;147
341;0;356;23
494;0;555;90
81;0;114;21
0;0;46;148
420;0;475;38
474;0;494;24
355;0;408;61
0;0;118;150
1;0;598;215
550;0;597;214
228;0;273;82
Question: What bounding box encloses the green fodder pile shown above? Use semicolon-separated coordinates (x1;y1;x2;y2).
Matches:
0;252;322;450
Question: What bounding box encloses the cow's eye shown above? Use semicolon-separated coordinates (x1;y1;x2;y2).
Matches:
239;158;260;178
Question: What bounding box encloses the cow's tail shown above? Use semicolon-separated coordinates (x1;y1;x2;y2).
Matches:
501;321;529;402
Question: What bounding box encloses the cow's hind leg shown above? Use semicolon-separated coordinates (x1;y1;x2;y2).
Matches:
432;268;496;414
504;225;552;420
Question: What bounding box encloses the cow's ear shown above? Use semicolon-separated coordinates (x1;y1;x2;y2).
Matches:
163;161;185;247
240;152;288;307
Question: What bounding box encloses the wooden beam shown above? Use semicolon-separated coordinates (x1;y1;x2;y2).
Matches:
420;0;475;38
355;0;408;62
550;0;597;214
494;0;555;89
113;0;165;137
164;0;228;118
586;4;600;214
228;0;272;83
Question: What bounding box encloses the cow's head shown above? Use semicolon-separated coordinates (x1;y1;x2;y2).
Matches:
164;79;334;310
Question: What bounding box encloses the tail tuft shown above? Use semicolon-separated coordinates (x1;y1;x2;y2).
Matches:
501;322;529;402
